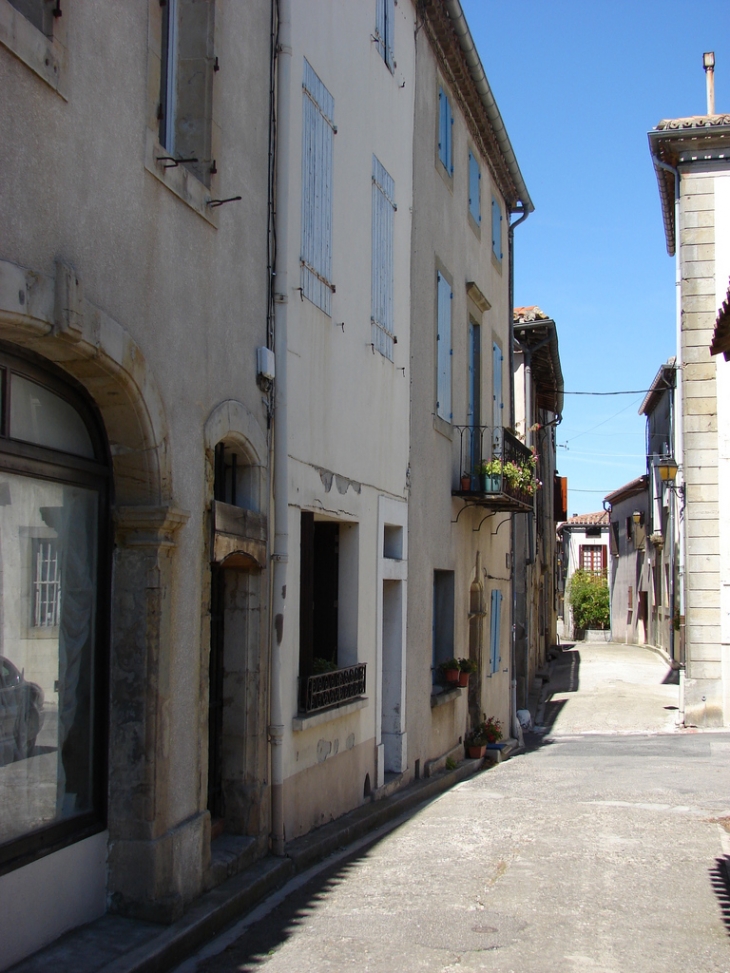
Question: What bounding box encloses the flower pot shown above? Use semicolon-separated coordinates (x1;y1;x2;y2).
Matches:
466;744;486;758
480;473;500;493
460;475;471;492
457;671;469;687
444;668;459;684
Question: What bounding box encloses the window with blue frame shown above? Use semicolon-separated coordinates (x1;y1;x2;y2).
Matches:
489;588;502;674
438;86;453;175
491;195;503;261
375;0;395;71
436;271;453;422
468;151;481;225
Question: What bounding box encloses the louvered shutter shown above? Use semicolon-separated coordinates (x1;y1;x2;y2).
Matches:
436;272;452;421
371;156;395;360
301;60;335;315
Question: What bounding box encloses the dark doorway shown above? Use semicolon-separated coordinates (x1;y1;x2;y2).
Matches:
299;512;339;705
208;564;225;825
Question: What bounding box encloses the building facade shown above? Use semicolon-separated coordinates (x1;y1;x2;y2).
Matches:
604;477;651;645
649;110;730;725
513;307;564;709
0;1;272;965
557;512;610;641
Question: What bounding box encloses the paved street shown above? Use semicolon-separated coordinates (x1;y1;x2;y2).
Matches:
177;644;730;973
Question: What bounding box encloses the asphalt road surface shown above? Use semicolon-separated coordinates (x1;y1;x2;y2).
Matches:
177;643;730;973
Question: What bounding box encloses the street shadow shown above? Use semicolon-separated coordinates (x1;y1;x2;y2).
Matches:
193;827;409;972
523;647;581;752
662;667;680;685
709;858;730;936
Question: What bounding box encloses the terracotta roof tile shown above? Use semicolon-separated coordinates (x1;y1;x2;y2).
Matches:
559;510;609;527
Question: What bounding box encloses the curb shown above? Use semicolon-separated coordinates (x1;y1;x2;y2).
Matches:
95;757;487;973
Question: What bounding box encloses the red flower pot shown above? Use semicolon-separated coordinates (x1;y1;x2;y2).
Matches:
458;671;469;687
466;744;486;759
444;668;459;684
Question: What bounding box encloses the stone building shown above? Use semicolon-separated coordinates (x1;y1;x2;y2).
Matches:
513;306;564;710
406;0;533;766
557;512;610;641
648;108;730;725
604;477;651;645
0;1;272;965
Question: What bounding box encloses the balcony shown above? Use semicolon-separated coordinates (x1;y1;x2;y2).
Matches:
301;663;367;714
452;426;535;512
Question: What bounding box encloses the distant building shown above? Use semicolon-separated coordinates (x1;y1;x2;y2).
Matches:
556;512;610;641
639;360;679;661
604;477;651;645
513;307;564;708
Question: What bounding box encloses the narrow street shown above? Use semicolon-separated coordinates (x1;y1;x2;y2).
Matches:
175;643;730;973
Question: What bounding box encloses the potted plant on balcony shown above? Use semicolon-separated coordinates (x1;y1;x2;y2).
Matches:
464;725;488;759
479;458;503;492
438;657;461;684
457;657;477;687
460;472;472;492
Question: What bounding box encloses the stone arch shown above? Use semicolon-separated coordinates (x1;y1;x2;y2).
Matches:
0;258;170;506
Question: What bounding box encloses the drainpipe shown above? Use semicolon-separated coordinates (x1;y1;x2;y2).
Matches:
509;207;529;742
270;0;291;856
655;156;685;721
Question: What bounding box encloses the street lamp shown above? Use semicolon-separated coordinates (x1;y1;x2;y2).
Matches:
657;456;678;484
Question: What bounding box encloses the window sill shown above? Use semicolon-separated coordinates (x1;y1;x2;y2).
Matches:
430;686;463;708
292;696;368;731
433;414;453;440
0;0;67;98
144;128;218;228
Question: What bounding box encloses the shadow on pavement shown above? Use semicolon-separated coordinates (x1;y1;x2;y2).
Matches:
662;667;680;685
522;646;581;752
193;839;394;972
709;858;730;937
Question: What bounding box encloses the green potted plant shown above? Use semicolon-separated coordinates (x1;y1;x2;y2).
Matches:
457;657;477;687
464;725;488;758
312;656;338;674
460;471;472;492
479;458;502;492
438;657;461;684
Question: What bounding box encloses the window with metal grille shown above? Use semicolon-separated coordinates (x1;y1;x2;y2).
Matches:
436;271;452;421
438;86;453;174
301;59;335;315
375;0;395;71
468;151;481;224
32;539;60;628
371;156;395;360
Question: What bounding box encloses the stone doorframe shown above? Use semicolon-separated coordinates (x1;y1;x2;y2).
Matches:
0;257;200;921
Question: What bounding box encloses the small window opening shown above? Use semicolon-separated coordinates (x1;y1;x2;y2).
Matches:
214;442;254;509
8;0;55;37
383;525;403;560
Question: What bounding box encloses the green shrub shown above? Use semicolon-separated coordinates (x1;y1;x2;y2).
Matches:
568;568;610;630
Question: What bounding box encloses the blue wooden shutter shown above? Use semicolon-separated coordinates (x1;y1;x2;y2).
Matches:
436;272;452;421
491;195;502;259
301;60;335;315
490;589;502;673
438;87;452;173
371;156;395;360
385;0;395;70
468;151;480;223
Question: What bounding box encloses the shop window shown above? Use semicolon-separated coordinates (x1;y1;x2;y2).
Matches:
0;350;108;874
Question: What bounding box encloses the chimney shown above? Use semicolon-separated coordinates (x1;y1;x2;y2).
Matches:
704;51;715;115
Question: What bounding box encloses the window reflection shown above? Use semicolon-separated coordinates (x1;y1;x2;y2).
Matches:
0;473;98;845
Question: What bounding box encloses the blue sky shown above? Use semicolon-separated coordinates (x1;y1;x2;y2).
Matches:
462;0;730;514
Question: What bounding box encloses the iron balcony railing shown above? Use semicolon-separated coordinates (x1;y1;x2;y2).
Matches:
302;663;367;714
453;425;535;511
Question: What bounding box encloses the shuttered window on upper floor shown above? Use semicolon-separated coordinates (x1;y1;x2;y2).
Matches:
438;86;453;175
436;271;453;422
371;156;396;361
491;195;503;261
468;151;481;225
301;59;335;315
375;0;395;71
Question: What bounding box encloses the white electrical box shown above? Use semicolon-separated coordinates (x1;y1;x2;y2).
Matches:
257;346;275;381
